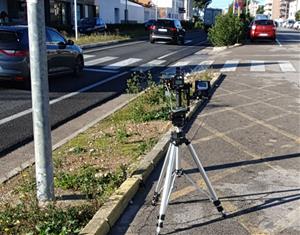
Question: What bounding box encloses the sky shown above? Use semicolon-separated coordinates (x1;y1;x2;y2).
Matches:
209;0;265;10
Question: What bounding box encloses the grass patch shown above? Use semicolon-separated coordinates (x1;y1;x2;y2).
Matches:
71;28;147;46
71;33;129;45
0;81;170;234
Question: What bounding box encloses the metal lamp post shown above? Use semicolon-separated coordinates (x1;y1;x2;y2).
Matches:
74;0;78;40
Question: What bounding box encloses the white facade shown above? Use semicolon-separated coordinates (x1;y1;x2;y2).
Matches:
249;0;259;17
97;0;155;24
154;0;192;20
264;0;273;18
288;0;300;19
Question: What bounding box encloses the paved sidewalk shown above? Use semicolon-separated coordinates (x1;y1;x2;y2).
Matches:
110;62;300;234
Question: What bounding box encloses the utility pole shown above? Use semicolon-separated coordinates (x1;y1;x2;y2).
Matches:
74;0;78;40
26;0;54;203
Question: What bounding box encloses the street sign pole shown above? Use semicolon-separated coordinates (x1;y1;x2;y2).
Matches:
26;0;54;203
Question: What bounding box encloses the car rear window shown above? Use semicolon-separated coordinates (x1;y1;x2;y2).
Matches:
156;20;175;27
255;20;274;25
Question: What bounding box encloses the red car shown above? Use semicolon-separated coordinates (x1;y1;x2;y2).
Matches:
250;19;276;41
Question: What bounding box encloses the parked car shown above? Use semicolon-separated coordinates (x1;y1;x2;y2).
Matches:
249;19;276;42
144;19;156;31
149;18;185;45
283;19;295;28
0;25;84;87
293;21;300;30
77;17;107;35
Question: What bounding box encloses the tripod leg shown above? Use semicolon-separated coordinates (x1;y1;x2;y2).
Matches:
156;144;176;235
187;143;226;217
152;144;172;206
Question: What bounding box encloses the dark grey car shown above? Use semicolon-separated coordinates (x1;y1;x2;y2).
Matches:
0;25;84;87
149;18;185;45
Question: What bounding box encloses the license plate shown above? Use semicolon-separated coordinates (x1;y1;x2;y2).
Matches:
158;28;167;32
259;33;268;36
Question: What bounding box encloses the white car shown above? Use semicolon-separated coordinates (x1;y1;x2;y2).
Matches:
293;21;300;30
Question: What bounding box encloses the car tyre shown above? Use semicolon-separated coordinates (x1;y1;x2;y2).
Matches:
73;56;84;77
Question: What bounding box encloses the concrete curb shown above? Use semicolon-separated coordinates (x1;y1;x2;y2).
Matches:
80;72;223;235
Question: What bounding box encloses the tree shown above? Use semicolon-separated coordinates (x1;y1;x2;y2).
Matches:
296;10;300;21
193;0;212;10
256;5;264;14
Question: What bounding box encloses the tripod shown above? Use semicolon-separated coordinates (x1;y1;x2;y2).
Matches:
152;127;226;235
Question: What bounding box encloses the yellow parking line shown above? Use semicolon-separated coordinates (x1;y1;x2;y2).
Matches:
231;109;300;143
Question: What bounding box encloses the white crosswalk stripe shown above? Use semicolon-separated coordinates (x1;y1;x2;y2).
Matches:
279;61;296;72
220;60;239;72
193;60;214;73
132;59;166;72
251;60;265;72
103;58;143;70
83;54;95;60
85;56;117;66
172;61;190;67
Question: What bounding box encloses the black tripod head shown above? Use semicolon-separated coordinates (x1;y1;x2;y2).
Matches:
161;67;192;128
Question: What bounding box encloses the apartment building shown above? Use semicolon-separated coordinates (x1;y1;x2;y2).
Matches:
280;0;290;19
264;0;281;19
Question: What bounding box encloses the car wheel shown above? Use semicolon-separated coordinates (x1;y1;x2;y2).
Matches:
73;56;84;77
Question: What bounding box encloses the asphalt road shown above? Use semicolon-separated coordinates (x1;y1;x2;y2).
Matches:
0;31;208;157
110;28;300;235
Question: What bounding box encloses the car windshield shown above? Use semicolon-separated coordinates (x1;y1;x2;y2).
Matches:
156;20;175;27
255;20;274;25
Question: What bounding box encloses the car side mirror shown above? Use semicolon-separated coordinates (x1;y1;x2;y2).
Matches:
67;39;74;45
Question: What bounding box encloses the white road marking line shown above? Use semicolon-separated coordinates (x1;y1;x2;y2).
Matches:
220;60;239;72
84;41;145;53
158;51;178;60
250;60;265;72
185;40;192;44
103;58;142;70
192;60;214;73
83;54;95;60
279;61;296;72
276;39;282;47
131;59;166;72
83;68;118;73
0;72;128;126
85;56;117;66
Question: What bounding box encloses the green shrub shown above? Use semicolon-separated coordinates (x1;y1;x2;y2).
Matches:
208;14;244;47
194;20;204;29
296;10;300;21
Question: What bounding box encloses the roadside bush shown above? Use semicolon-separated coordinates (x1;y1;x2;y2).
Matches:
208;14;244;46
194;20;204;29
296;10;300;21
